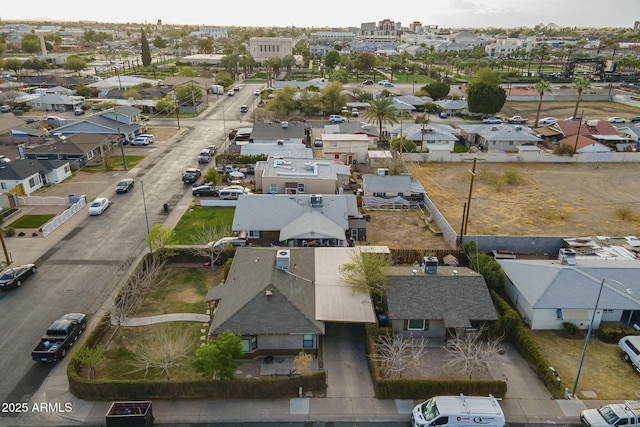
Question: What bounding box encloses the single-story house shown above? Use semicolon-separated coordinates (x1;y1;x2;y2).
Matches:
434;99;468;116
458;124;541;152
232;193;366;246
388;123;458;152
500;252;640;330
0;158;71;195
557;135;612;153
51;106;145;142
361;174;426;199
205;247;376;356
21;133;114;169
385;263;498;341
250;122;310;145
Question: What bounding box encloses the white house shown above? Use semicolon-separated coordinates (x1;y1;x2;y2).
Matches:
0;159;71;195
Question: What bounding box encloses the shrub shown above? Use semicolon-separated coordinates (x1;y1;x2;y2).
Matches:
554;143;575;156
597;326;637;343
614;207;634;221
4;227;15;237
18;231;25;237
503;168;522;185
32;232;38;237
562;322;580;336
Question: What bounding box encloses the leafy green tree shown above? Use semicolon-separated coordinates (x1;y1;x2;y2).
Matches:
572;77;591;119
533;80;552;127
324;50;340;69
267;85;298;115
153;36;167;49
154;95;176;114
298;90;322;115
21;34;40;54
72;344;104;380
424;81;451;99
193;330;243;380
176;66;199;77
329;69;349;83
320;81;347;114
464;241;506;292
340;251;389;305
63;55;87;75
197;38;214;54
466;82;506;115
146;224;176;254
363;97;398;141
175;83;203;105
265;56;281;82
281;54;296;78
352;51;376;80
4;58;22;76
391;137;417;153
123;87;141;100
22;58;49;75
474;68;501;86
215;71;233;88
219;53;239;74
140;29;152;67
202;168;222;185
75;84;94;98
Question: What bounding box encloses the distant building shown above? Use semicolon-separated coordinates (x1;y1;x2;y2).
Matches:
250;37;293;61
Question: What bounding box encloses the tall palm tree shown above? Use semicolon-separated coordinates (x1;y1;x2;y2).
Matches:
572;77;591;119
363;97;398;144
534;80;552;127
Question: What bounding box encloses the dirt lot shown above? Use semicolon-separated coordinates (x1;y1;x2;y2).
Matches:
498;100;640;123
407;162;640;237
364;210;452;249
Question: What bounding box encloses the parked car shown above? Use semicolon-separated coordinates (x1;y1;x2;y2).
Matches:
608;117;626;123
351;108;359;117
378;80;389;85
227;90;235;96
362;80;374;85
1;105;12;113
182;168;201;184
131;136;151;145
73;108;85;116
0;264;37;290
88;197;109;215
233;85;241;91
538;117;558;125
192;185;219;197
198;149;212;163
240;105;248;113
138;133;154;143
482;117;502;124
31;313;87;362
507;115;528;124
382;82;395;87
630;116;640;123
254;89;260;96
329;115;347;123
115;178;134;193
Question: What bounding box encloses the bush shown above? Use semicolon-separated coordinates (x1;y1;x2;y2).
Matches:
562;322;580;336
32;232;38;237
597;326;637;343
554;143;575;156
4;227;15;237
18;231;25;237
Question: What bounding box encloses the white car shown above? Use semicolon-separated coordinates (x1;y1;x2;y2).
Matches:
138;133;154;143
608;117;626;123
329;115;347;123
88;197;109;215
131;136;151;145
539;117;558;125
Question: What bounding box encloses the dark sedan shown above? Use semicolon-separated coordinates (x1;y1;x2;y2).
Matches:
0;264;37;289
115;178;134;193
192;186;219;197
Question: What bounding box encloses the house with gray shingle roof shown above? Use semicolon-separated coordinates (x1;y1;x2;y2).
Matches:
458;123;541;152
361;174;426;199
385;264;498;341
388;123;458;152
205;247;376;356
0;158;71;195
51;107;144;142
499;258;640;330
232;193;365;246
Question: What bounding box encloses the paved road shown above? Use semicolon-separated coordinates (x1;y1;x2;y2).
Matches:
0;84;263;410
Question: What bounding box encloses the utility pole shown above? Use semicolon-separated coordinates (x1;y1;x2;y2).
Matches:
573;109;585;153
463;158;478;236
114;105;127;171
0;228;11;267
175;98;180;130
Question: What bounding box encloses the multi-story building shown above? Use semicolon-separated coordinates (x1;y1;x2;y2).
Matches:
249;37;293;61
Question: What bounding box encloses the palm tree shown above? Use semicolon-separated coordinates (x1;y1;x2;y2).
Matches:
363;97;398;144
534;80;552;127
572;77;591;119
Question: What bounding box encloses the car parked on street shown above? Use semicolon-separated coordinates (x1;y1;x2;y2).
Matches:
608;117;626;123
88;197;109;215
0;105;11;113
182;168;201;184
631;116;640;123
0;264;37;290
192;185;219;197
507;115;528;124
329;115;347;123
131;136;151;145
227;90;235;96
115;178;134;193
363;80;374;85
198;149;212;163
382;82;395;87
482;117;502;124
538;117;558;125
74;108;85;116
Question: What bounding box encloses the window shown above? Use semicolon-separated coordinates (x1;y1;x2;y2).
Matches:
556;309;563;320
248;230;260;239
406;319;427;331
373;192;385;197
270;183;278;194
0;182;6;190
303;334;313;348
433;417;449;425
64;165;70;173
241;336;258;353
624;339;640;356
297;183;305;194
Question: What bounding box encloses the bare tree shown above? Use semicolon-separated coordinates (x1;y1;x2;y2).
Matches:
128;325;193;380
370;333;429;379
443;326;504;379
188;224;232;268
110;255;167;336
293;350;313;376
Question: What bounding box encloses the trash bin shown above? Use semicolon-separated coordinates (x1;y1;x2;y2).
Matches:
163;203;168;213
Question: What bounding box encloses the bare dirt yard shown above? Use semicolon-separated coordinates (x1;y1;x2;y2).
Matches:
407;162;640;237
364;210;453;249
498;100;640;123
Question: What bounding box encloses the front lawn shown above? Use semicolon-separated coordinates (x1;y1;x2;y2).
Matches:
173;206;235;244
110;155;145;170
8;214;55;229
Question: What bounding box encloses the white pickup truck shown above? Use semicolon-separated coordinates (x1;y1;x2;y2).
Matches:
619;335;640;372
581;401;640;427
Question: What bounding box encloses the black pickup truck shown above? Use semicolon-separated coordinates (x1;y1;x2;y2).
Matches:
31;313;87;362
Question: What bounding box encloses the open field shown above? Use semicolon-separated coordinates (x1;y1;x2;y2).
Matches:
407;162;640;237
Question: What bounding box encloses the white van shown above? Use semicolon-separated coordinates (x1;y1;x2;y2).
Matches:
619;335;640;372
219;187;245;200
412;394;505;427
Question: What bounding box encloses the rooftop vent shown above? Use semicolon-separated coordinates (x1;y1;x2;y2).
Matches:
265;289;273;297
558;248;577;266
281;121;288;128
276;249;290;271
423;256;438;274
310;195;323;208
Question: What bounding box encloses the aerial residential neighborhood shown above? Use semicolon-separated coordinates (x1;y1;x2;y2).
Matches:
0;5;640;426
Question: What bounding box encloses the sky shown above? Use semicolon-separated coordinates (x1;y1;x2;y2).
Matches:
2;0;637;29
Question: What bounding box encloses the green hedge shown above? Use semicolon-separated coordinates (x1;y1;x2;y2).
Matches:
597;326;638;344
68;358;326;400
365;324;508;399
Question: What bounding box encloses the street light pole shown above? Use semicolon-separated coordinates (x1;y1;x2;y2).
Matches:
572;278;632;398
139;180;150;235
